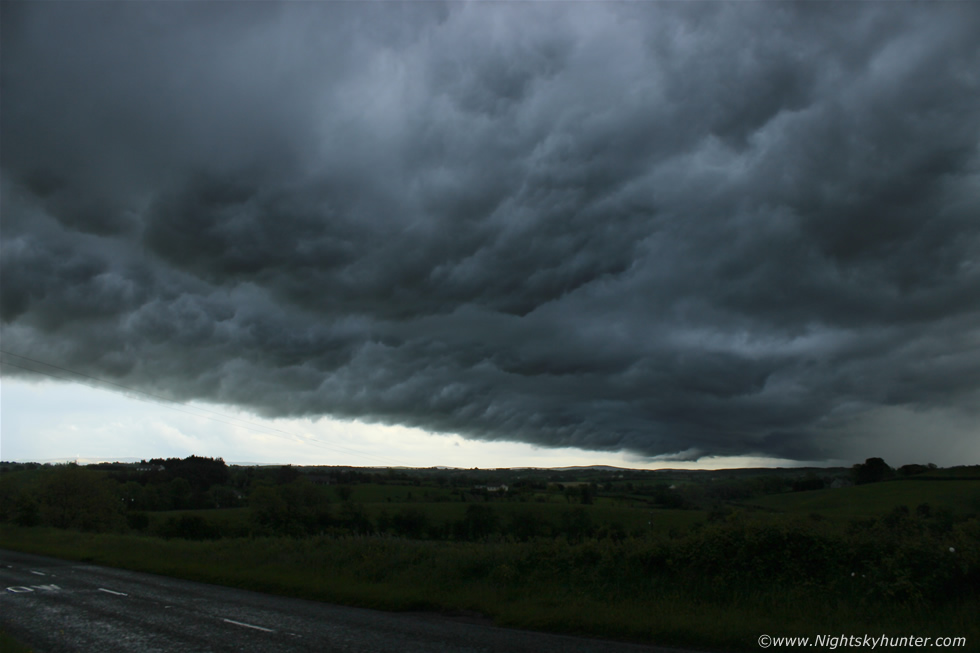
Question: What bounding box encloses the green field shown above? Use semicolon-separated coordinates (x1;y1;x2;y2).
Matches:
347;483;456;503
744;479;980;519
145;488;708;539
364;500;706;533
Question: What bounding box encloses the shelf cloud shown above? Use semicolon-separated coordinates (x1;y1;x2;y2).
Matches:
3;2;979;463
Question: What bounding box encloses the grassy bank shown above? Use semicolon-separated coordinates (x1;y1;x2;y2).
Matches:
3;524;977;652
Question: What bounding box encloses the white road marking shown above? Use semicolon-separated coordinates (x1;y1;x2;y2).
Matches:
222;618;274;633
31;585;61;591
7;586;33;593
98;588;128;596
30;570;46;576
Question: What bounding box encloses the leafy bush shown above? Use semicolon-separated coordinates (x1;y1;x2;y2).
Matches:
126;511;150;531
249;479;332;536
156;514;221;540
40;465;123;532
390;507;429;538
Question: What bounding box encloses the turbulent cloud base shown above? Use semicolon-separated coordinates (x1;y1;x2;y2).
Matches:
2;2;979;463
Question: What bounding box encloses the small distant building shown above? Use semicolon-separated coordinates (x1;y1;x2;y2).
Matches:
475;484;509;493
136;464;165;472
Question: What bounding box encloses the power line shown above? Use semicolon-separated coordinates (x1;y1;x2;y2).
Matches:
0;349;409;467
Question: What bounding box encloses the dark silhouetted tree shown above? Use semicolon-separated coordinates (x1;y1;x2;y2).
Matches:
40;465;121;531
853;457;893;485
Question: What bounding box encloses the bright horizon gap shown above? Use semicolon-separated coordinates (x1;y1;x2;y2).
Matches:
0;377;840;471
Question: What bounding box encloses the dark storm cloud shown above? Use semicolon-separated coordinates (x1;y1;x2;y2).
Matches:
3;2;979;462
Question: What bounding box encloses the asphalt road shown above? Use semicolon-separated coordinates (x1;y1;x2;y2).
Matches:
1;549;694;653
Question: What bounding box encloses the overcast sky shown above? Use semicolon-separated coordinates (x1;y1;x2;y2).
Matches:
2;2;978;469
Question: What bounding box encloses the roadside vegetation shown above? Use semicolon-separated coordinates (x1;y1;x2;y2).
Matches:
2;457;979;651
0;629;34;653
